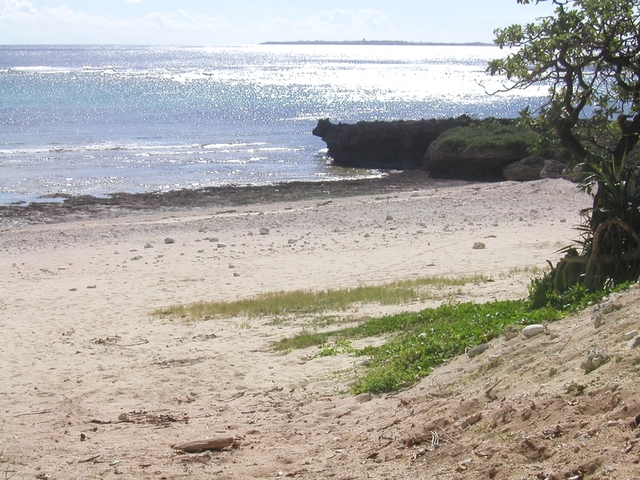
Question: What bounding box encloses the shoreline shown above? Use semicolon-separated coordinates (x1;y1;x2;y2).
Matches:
0;170;469;226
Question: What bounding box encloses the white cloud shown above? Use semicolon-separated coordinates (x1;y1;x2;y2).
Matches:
0;0;233;44
1;0;37;17
144;10;230;33
262;9;396;41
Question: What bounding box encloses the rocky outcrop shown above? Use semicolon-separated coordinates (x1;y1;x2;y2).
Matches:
423;124;535;179
540;159;566;179
503;156;547;181
312;116;472;169
311;117;567;182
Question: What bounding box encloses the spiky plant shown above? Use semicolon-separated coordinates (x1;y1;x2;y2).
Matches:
550;156;640;293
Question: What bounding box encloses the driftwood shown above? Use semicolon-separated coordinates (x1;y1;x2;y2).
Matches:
172;437;235;453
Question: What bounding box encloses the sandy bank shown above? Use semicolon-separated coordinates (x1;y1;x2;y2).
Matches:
1;178;605;479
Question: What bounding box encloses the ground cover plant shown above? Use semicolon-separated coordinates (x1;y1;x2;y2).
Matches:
154;269;619;395
275;281;617;394
152;274;487;320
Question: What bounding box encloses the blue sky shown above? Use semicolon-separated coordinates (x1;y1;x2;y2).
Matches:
0;0;557;45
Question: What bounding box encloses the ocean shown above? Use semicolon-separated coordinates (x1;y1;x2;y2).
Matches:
0;44;546;205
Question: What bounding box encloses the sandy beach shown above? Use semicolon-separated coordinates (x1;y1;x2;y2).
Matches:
2;177;640;479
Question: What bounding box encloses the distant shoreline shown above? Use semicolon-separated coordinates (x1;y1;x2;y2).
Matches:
261;40;494;47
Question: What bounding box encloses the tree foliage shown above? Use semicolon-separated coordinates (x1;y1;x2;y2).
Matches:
490;1;640;294
489;0;640;164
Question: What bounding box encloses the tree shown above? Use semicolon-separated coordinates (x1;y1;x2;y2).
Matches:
489;0;640;293
488;0;640;164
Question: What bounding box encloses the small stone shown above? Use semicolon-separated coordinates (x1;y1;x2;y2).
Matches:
629;337;640;350
87;285;97;289
217;243;228;248
522;324;545;338
625;330;639;340
467;343;490;359
259;227;270;235
144;243;154;249
164;237;175;244
69;288;77;292
580;344;610;373
233;272;240;277
410;190;420;197
385;215;393;221
131;255;143;261
473;242;486;250
229;264;235;269
355;393;372;403
592;295;623;328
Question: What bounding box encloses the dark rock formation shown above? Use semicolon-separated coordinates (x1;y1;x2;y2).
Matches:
312;116;472;169
540;159;566;179
423;124;535;179
503;156;547;182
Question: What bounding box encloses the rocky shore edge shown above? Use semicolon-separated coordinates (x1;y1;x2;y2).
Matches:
0;170;466;225
313;116;572;182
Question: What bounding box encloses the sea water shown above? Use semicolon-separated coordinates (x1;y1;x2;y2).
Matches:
0;44;546;205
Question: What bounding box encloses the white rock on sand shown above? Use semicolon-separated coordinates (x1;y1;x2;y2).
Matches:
7;178;635;479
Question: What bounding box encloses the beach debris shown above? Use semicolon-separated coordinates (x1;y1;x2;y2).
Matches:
473;242;486;250
91;410;187;426
580;344;610;373
164;237;175;244
467;343;490;359
455;413;482;429
625;330;638;341
522;324;545;338
410;190;420;197
172;437;235;453
259;227;270;235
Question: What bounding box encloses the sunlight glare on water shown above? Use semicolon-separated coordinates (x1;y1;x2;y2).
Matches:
0;44;545;205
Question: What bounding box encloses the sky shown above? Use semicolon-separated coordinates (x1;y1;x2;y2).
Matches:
0;0;557;45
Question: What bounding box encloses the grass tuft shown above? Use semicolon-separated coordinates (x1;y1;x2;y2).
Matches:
152;274;488;321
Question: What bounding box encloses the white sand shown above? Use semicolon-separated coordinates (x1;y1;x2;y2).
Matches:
0;179;593;479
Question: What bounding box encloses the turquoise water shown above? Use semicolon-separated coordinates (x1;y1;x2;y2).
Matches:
0;44;545;205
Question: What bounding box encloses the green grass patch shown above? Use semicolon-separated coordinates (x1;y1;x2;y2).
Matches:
429;123;537;157
151;274;488;320
350;300;563;394
276;280;619;394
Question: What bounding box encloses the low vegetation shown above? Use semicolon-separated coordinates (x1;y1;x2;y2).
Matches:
152;274;487;320
427;121;537;157
276;281;618;394
153;267;624;395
